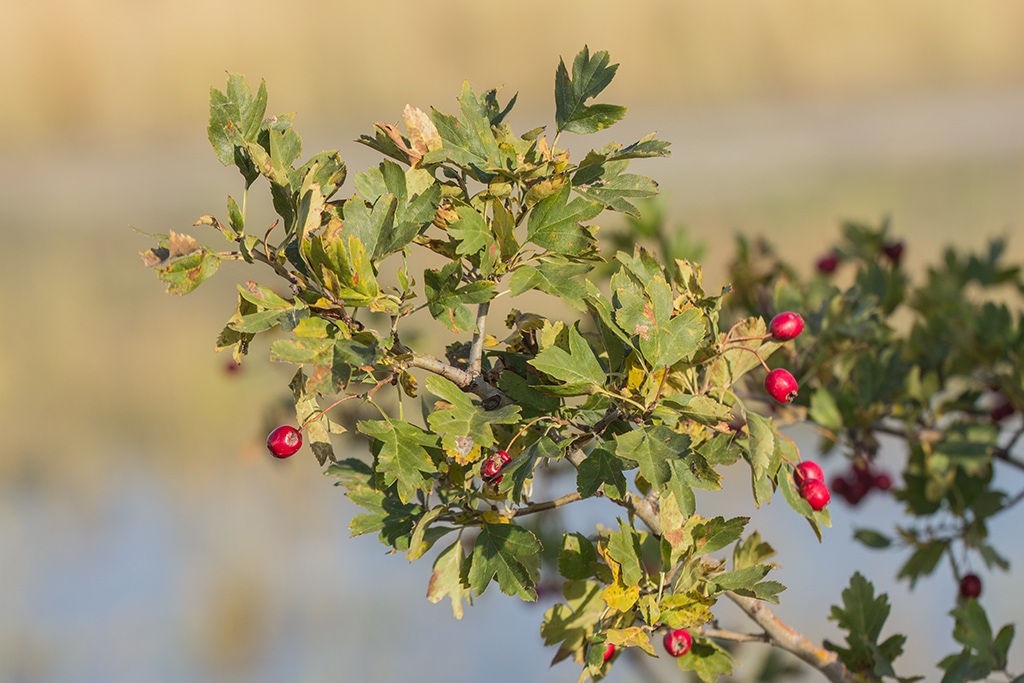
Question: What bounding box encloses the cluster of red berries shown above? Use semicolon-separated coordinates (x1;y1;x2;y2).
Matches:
793;461;831;511
830;459;892;506
764;312;803;404
600;628;694;664
481;450;512;484
816;240;904;274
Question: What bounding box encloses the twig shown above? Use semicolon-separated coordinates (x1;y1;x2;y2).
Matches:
697;625;769;644
468;301;490;377
725;593;859;683
406;355;511;407
503;492;583;519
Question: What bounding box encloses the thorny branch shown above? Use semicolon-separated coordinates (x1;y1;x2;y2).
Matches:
559;423;858;683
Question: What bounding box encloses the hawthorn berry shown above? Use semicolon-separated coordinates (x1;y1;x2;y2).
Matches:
991;400;1014;423
873;473;892;491
793;461;824;487
800;479;831;511
882;241;904;265
481;450;512;483
663;629;693;657
817;253;839;274
602;643;616;662
960;573;982;599
769;312;805;341
266;425;302;458
765;368;799;403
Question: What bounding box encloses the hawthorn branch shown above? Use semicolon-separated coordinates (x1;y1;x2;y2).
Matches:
696;624;769;644
406;354;510;407
725;593;859;683
504;491;583;519
468;301;490;377
582;465;858;683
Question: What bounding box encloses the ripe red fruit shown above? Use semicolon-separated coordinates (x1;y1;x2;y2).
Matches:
960;573;982;599
481;459;502;478
882;241;904;265
602;643;616;662
793;461;824;487
765;368;799;403
800;479;831;511
817;253;839;274
769;312;805;341
481;450;512;479
266;425;302;458
831;475;851;498
873;473;892;491
663;629;693;657
991;400;1014;423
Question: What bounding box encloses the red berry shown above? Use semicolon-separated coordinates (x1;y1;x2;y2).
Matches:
481;459;502;478
991;400;1014;423
844;479;870;506
765;368;799;403
882;241;904;265
793;461;824;487
800;479;831;511
959;573;982;599
831;475;851;497
769;312;805;341
873;473;892;491
481;450;511;479
817;253;839;274
266;425;302;458
663;629;693;657
602;643;616;662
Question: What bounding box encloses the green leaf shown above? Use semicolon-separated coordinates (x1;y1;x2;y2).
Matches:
499;436;560;503
573;167;658;217
154;249;221;295
324;458;374;491
693;516;748;556
660;394;733;426
554;46;627;135
425;376;521;452
710;564;772;593
424;261;496;332
359;418;439;504
577;444;629;500
558;533;607;582
208;74;267;184
826;572;903;675
897;541;947;588
541;581;605;665
614;425;692;490
509;260;591;311
468;522;541;600
529;323;605;391
674;638;735;683
448;205;492;256
289;368;335;464
427;540;470;619
733;531;776;571
345;488;421;551
606;519;644;586
526;185;601;254
854;528;893;549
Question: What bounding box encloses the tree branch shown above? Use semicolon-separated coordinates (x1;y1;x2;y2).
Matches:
468;301;490;377
504;492;583;519
406;355;510;407
725;593;859;683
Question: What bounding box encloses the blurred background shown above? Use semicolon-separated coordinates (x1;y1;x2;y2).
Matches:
3;1;1024;681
